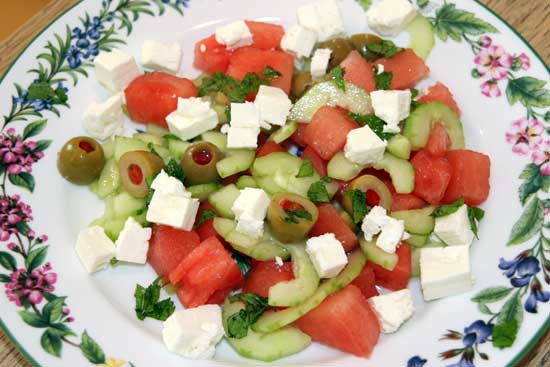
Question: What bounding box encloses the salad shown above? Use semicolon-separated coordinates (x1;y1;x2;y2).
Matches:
58;0;491;362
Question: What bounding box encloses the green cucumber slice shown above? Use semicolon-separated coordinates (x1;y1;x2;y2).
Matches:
133;132;165;147
403;102;465;150
212;217;235;237
222;299;311;362
373;153;415;194
411;242;445;277
360;238;398;271
270;121;298;144
386;134;412;160
407;14;435;60
208;184;240;219
255;176;285;196
94;158;121;199
167;138;191;161
102;139;115;159
268;245;320;307
390;206;435;235
236;175;258;189
201;131;227;152
145;124;170;137
252;152;302;177
286;174;320;197
252;250;366;333
187;182;222;200
151;145;172;164
216;149;255;178
327;152;365;181
114;136;148;161
407;233;428;247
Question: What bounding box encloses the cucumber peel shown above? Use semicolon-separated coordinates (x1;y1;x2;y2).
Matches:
390;206;435;235
373;152;415;194
407;14;435;60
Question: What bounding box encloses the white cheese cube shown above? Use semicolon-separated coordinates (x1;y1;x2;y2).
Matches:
420;245;473;301
368;289;414;333
367;0;417;36
310;48;332;78
376;217;405;253
236;212;264;239
361;206;390;241
166;98;219;141
377;64;385;74
230;102;261;127
231;188;270;220
141;40;182;74
275;256;284;266
370;89;412;132
115;217;152;264
146;191;199;230
254;86;292;127
306;233;348;278
226;127;260;149
151;169;188;196
94;49;141;93
178;97;212;116
280;24;317;59
215;20;253;49
75;226;115;273
297;0;345;42
434;205;475;247
344;125;387;165
220;124;230;135
163;305;224;359
82;94;124;140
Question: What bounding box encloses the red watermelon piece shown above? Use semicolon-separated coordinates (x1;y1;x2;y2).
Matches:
242;261;294;298
425;124;451;158
443;150;491;206
418;82;461;116
302;146;328;177
245;21;285;50
411;149;452;205
193;35;231;74
340;50;376;92
351;266;379;299
375;49;430;90
309;204;359;252
367;243;412;290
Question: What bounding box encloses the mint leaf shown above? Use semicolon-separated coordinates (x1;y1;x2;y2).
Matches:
134;277;175;321
232;252;252;276
410;88;419;99
262;66;281;80
492;319;518;349
297;157;314;177
284;216;299;224
468;206;485;239
375;71;393;90
227;293;270;338
284;209;313;224
343;189;369;223
431;198;464;217
348;113;394;140
331;66;346;91
366;40;403;59
196;209;217;227
417;0;429;8
355;0;372;11
109;257;119;266
307;180;331;203
165;159;186;183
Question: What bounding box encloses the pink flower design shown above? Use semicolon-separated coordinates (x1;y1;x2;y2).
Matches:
474;45;513;80
532;140;550;175
506;118;546;155
516;53;531;71
0;195;33;242
0;129;45;176
478;35;492;48
481;80;502;97
4;263;57;307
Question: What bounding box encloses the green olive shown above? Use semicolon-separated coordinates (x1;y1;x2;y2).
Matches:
57;136;105;185
119;151;164;198
292;72;313;99
349;33;384;61
180;142;222;185
342;175;393;215
267;193;319;243
317;38;353;69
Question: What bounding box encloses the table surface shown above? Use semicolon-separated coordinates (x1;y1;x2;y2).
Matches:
0;0;549;366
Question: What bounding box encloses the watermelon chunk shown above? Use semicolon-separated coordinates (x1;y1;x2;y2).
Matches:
242;261;294;298
195;202;223;243
375;49;430;90
245;21;285;50
147;225;200;277
418;82;461;116
193;35;231;74
411;149;452;205
302;146;328;177
309;204;359;251
340;50;376;92
291;123;308;147
367;243;412;290
256;140;287;158
385;180;426;211
425;124;451;157
443;150;491;206
351;266;379;299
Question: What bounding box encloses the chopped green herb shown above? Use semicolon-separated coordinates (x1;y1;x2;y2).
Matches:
343;189;369;223
198;72;240;99
320;176;332;183
284;216;299;224
307;180;331;203
262;65;282;79
410;88;419;99
165;158;186;183
375;71;393;90
366;40;403;59
348;113;395;140
134;277;175;321
417;0;429;8
232;252;252;277
110;257;119;266
145;174;158;206
227;293;270;338
411;100;422;109
297;157;314;177
122;104;130;118
331;66;346;91
196;209;217;227
431;197;464;217
284;209;313;224
468;206;485;239
147;142;160;156
163;133;182;141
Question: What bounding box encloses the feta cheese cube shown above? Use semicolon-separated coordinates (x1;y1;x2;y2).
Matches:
361;206;390;241
280;24;317;59
297;0;345;42
275;256;284;266
434;205;475;247
235;212;264;239
146;191;199;230
75;226;115;273
215;20;253;49
344;126;387;165
306;233;348;278
94;49;141;92
376;217;405;253
368;289;415;333
115;217;152;264
230;102;261;127
367;0;417;36
166;97;219;141
370;89;412;132
254;86;292;126
151;169;187;196
377;64;385;74
310;48;332;78
141;40;182;74
420;245;473;301
162;305;224;359
226;127;260;149
82;94;124;140
231;188;270;220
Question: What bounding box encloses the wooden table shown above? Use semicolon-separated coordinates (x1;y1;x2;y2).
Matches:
0;0;549;366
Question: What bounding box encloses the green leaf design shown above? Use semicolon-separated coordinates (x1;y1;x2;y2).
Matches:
497;292;524;327
507;195;543;245
17;310;49;328
0;251;17;271
432;3;498;41
492;319;519;349
42;296;66;323
478;303;494;315
355;0;372;11
25;246;48;272
80;331;106;364
41;329;62;357
506;76;550;108
518;164;542;205
34;139;52;152
471;287;513;303
8;172;35;192
0;274;11;283
22;120;47;139
48;323;76;337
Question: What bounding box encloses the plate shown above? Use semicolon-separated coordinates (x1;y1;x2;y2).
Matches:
0;0;549;366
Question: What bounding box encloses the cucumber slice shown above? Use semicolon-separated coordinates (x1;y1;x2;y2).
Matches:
152;144;172;164
212;217;235;237
403;102;465;150
252;152;302;177
167;138;191;161
327;152;365;181
222;299;311;362
252;250;366;333
201;131;227;152
270;121;298;144
213;104;229;124
146;124;170;137
133;132;165;147
216;149;255;178
255;176;285;196
360;238;398;271
247;240;290;261
390;206;435;235
286;174;320;197
289;81;373;123
94;158;121;199
386;134;412;160
208;184;240;219
407;233;428;247
114;136;148;161
92;192;147;240
411;242;445;277
187;182;222;200
236;175;258;189
269;245;320;307
373;153;415;194
102;138;115;159
112;191;146;218
407;14;435;60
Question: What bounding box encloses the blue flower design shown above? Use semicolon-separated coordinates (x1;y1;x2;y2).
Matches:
499;255;540;287
12;91;29;105
83;42;100;59
407;356;427;367
462;320;492;347
85;16;104;40
66;46;84;69
525;277;550;313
